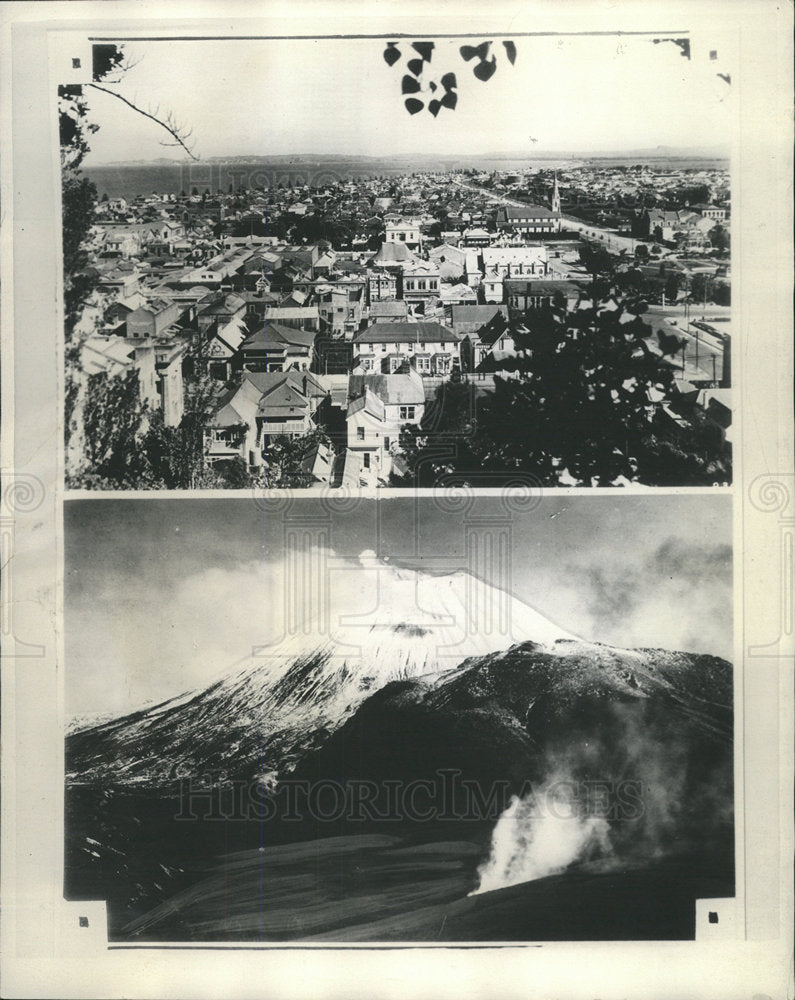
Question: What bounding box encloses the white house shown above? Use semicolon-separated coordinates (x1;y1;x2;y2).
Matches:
345;370;425;485
385;218;422;250
352;322;462;377
495;204;560;234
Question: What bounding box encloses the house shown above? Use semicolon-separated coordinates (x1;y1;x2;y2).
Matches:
352;322;462;377
504;279;582;313
204;375;266;470
369;299;408;323
81;334;139;379
196;292;248;334
691;203;728;221
385;218;422;250
81;335;163;420
239;323;315;373
440;282;478;308
314;283;364;337
402;260;441;305
96;267;142;298
258;370;327;441
126;299;183;340
371;241;419;270
427;243;468;281
481;266;505;304
204;370;328;469
367;267;399;303
261;306;320;331
451;304;509;338
495;204;560;233
481;246;550;279
345;370;425;485
301;440;335;484
458;310;516;373
207;314;249;381
461;227;492;248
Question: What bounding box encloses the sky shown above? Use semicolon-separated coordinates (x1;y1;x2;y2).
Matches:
64;495;733;718
79;32;734;164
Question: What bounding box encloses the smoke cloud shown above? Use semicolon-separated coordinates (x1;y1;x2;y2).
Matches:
472;779;611;894
471;692;733;895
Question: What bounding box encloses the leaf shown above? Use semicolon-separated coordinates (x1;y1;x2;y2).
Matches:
440;90;458;110
460;41;491;62
412;41;434;62
473;57;497;82
402;75;422;95
404;98;424;115
383;44;401;67
502;40;517;64
407;57;424;77
440;71;457;91
428;99;441;117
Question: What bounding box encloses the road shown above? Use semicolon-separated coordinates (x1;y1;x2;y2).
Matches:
645;305;727;383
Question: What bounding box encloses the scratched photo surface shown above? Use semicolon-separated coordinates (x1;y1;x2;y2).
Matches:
64;494;734;942
60;33;733;491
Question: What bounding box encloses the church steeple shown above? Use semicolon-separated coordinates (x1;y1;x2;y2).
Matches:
551;172;561;215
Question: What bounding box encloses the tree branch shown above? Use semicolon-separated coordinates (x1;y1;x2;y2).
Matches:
87;82;199;160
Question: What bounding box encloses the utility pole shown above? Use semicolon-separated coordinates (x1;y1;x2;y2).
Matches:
695;322;699;374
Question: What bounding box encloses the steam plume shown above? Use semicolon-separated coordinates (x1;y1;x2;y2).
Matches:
471;779;612;895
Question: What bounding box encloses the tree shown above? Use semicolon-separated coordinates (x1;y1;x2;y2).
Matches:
77;369;150;487
141;329;227;488
60;45;205;485
396;294;728;487
261;430;330;489
665;271;683;302
578;240;616;298
709;224;730;253
395;382;479;486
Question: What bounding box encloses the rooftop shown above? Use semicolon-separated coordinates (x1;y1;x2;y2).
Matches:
353;322;461;344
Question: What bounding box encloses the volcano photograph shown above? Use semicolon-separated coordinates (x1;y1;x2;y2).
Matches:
64;494;734;943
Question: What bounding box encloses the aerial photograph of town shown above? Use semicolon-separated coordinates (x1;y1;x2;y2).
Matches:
60;33;733;490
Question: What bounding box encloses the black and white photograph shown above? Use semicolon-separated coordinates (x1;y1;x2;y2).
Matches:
60;30;734;490
2;3;793;999
64;495;734;942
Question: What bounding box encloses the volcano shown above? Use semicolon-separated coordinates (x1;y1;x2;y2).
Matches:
66;566;579;786
65;563;734;942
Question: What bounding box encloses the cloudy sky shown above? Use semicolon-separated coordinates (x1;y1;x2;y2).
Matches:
65;495;732;718
79;31;733;164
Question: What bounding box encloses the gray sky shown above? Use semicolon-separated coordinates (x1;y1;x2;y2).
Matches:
81;33;733;164
65;495;732;717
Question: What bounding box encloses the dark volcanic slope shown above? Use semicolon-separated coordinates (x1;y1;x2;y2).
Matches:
294;640;732;784
66;639;733;942
291;640;733;861
67;638;731;790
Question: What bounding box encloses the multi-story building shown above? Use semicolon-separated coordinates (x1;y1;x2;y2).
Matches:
204;370;328;469
352;322;462;376
239;323;315;373
495;204;560;234
385;217;422;250
345;370;425;485
402;260;440;305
